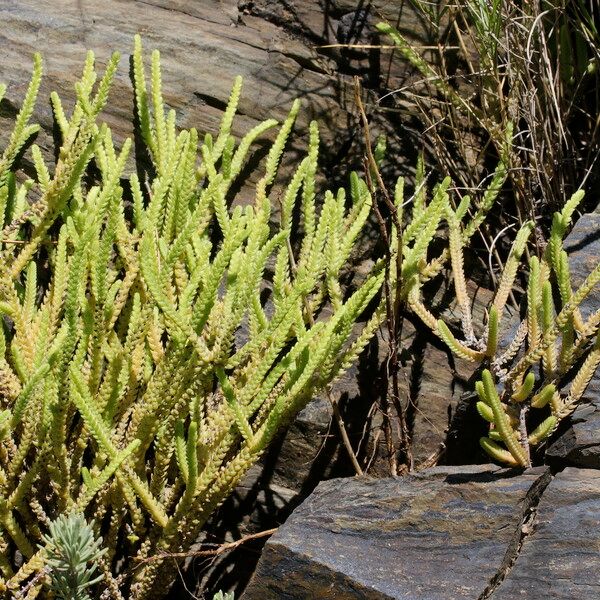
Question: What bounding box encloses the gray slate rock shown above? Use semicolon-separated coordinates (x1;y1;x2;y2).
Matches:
491;467;600;599
242;465;551;599
0;0;419;196
547;213;600;467
564;212;600;320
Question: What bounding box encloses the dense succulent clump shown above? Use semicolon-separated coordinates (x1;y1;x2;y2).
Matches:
0;37;384;597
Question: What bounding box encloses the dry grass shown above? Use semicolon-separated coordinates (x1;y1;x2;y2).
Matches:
378;0;599;238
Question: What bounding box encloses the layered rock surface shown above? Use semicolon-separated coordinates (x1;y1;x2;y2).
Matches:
243;466;600;599
493;468;600;599
0;0;420;188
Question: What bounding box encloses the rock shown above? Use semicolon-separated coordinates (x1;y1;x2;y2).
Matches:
563;213;600;320
491;467;600;599
242;465;551;599
0;0;423;193
547;213;600;468
243;466;600;599
546;403;600;468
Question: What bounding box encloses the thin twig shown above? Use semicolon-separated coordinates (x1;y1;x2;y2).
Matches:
133;528;278;565
0;239;58;245
13;567;49;599
316;43;459;50
354;76;413;474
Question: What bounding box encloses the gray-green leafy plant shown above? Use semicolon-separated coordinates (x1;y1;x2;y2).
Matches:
0;37;384;598
40;513;105;600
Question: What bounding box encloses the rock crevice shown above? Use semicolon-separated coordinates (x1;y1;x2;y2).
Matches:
478;468;553;599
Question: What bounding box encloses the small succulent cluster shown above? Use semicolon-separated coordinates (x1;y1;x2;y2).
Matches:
404;173;600;467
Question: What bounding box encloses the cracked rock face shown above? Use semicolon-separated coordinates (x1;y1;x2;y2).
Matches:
0;0;418;193
492;468;600;599
242;465;553;599
243;467;600;599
